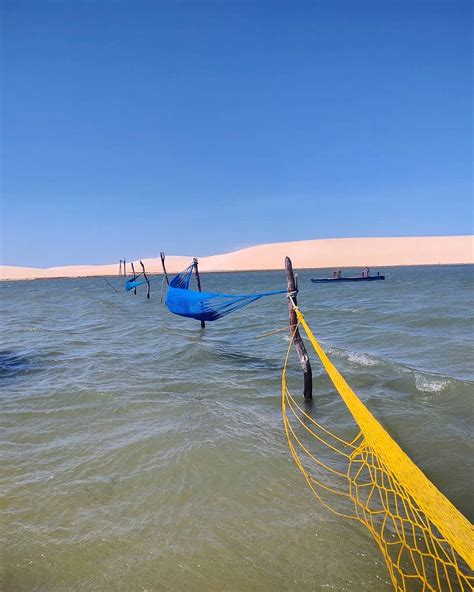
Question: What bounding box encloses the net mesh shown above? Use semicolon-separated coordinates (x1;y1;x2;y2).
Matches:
282;306;474;592
165;262;286;322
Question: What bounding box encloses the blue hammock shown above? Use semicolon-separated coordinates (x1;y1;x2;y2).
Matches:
125;278;147;291
166;263;287;322
124;261;157;293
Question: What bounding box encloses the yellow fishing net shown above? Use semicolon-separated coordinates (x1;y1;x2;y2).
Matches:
282;305;474;592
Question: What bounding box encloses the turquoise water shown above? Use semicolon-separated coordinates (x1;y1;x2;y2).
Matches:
1;265;473;591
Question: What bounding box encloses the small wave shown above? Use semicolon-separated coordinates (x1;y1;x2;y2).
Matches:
347;352;378;367
327;346;380;368
407;315;474;330
0;350;43;378
415;374;449;393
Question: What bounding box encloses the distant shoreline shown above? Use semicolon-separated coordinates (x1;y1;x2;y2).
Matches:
1;236;473;281
1;262;473;284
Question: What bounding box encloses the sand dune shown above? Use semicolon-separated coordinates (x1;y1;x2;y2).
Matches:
1;236;472;280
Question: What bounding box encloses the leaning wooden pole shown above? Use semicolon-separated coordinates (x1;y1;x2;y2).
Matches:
160;252;169;285
131;262;137;295
193;257;206;329
285;256;312;400
140;260;150;299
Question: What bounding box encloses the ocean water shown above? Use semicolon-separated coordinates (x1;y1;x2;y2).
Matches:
1;265;473;592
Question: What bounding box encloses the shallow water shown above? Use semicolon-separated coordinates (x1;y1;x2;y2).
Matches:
1;265;473;591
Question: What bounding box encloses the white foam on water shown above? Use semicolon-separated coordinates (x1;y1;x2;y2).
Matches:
347;351;378;367
327;346;379;368
415;374;449;393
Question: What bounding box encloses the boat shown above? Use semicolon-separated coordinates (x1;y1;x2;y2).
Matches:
311;275;385;283
311;275;385;284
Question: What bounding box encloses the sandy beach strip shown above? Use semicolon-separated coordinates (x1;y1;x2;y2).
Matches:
1;236;473;281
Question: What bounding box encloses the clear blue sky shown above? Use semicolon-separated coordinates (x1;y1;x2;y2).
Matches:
1;1;472;266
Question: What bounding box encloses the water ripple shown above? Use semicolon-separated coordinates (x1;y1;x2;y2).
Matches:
1;265;473;591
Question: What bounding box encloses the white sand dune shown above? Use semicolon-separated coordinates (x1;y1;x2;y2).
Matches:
1;236;472;280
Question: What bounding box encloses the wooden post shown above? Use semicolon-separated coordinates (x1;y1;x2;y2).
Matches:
124;258;127;277
119;260;122;276
140;260;150;299
193;257;205;329
160;252;169;285
285;256;312;400
131;262;137;295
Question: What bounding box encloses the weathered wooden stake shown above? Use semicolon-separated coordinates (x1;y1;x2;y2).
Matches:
124;258;127;277
160;252;169;285
140;260;150;299
193;257;205;329
285;256;312;400
131;262;137;295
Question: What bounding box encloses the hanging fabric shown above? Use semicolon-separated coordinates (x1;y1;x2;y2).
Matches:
165;262;286;322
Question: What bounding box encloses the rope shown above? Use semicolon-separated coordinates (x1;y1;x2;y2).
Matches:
256;324;297;339
103;278;119;293
282;305;474;591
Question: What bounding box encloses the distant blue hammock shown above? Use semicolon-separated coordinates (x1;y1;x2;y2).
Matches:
125;278;147;291
165;263;287;322
124;261;159;298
